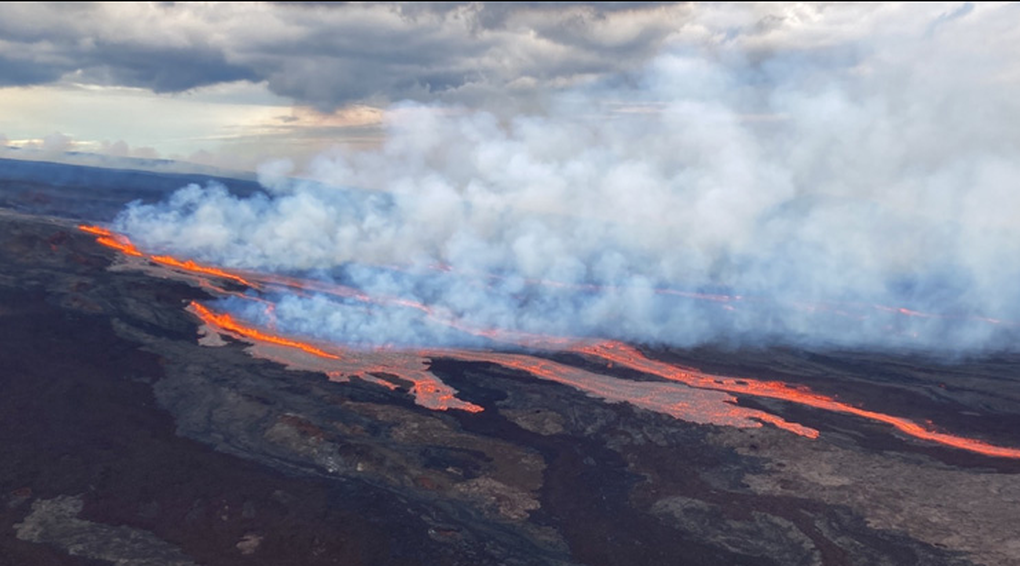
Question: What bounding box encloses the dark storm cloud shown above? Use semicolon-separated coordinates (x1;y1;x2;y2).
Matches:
0;2;688;109
80;42;259;93
0;55;65;86
0;3;255;92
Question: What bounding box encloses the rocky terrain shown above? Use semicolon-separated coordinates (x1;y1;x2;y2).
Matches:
2;164;1020;565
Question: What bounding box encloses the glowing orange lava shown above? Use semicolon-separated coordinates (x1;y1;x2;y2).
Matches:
191;301;483;413
578;341;1020;459
151;255;255;287
93;236;144;257
79;225;256;287
249;271;578;348
80;224;144;256
77;224;1020;458
190;301;340;360
78;224;113;237
450;351;818;437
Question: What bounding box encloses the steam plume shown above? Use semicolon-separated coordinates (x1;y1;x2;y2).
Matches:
115;8;1020;353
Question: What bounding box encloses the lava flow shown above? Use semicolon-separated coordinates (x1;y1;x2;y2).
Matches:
188;296;804;431
577;341;1020;459
79;225;143;257
78;224;1020;459
79;225;256;288
189;301;340;360
151;255;254;288
189;300;482;413
451;351;819;437
79;224;480;413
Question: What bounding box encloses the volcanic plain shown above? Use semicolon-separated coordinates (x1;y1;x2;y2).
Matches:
2;162;1020;566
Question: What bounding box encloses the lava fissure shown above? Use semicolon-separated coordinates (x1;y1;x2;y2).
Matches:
189;299;483;413
80;225;257;288
577;341;1020;459
78;224;1020;459
190;301;341;360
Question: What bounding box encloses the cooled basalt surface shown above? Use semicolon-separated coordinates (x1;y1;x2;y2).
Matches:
2;207;1020;565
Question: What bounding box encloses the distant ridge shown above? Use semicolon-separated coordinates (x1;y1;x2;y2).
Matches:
0;156;263;221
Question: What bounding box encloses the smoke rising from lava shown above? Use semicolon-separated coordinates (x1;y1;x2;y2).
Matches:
114;11;1020;353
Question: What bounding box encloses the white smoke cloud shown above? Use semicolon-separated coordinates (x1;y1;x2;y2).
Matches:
115;4;1020;353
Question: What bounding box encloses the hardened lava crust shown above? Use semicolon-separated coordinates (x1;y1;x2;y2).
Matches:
2;205;1020;565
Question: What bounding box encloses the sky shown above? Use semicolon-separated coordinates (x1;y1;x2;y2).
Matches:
7;2;1020;353
0;2;1008;172
0;2;694;170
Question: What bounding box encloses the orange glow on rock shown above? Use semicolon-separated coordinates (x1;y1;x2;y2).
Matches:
448;350;818;436
81;224;144;256
75;224;1020;457
78;224;112;237
190;301;341;360
311;347;485;413
578;341;1020;459
151;255;255;288
191;302;483;413
79;225;256;287
94;235;143;256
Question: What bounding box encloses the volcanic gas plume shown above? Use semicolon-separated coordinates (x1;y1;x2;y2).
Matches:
72;9;1020;462
80;225;1020;460
112;25;1020;354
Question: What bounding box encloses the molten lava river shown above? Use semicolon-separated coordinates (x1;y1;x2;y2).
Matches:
81;224;1020;460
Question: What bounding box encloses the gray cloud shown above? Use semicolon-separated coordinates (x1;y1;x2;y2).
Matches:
0;55;65;87
0;3;693;110
7;3;1000;116
79;42;258;93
